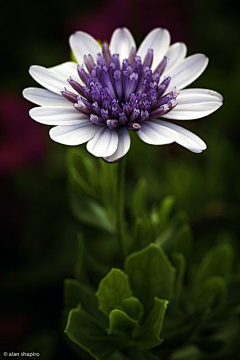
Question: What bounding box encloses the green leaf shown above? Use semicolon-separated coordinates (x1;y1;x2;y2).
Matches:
64;279;108;327
67;148;97;198
108;309;139;335
134;297;168;349
122;297;144;322
171;345;201;360
171;252;186;302
155;210;189;252
158;196;175;228
173;224;193;265
99;160;118;213
131;178;148;218
96;268;133;317
196;276;227;310
65;305;116;360
125;244;175;312
196;243;234;286
69;194;114;233
64;279;96;311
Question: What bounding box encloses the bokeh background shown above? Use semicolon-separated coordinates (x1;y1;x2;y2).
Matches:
1;0;239;359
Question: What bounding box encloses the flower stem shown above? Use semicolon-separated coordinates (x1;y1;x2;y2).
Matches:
117;157;127;259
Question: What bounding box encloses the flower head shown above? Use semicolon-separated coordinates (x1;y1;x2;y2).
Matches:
23;28;223;162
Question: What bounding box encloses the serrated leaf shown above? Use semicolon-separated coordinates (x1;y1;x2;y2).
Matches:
122;297;144;322
96;269;133;317
196;243;234;286
64;279;108;327
134;297;168;349
125;244;175;312
131;178;148;218
108;309;139;335
65;305;116;360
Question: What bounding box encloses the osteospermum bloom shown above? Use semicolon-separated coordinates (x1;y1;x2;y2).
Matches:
23;28;223;162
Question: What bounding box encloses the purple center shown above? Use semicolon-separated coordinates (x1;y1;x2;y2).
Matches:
61;44;178;131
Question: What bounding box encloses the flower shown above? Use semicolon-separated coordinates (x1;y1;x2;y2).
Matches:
23;27;223;162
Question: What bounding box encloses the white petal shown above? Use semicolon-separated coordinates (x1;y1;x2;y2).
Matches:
177;88;223;101
159;120;206;153
165;54;209;91
29;65;72;94
30;106;89;125
49;122;99;145
162;88;223;120
87;126;118;157
162;103;222;120
137;120;178;145
109;27;136;64
164;42;187;73
69;31;101;65
104;127;130;162
137;28;170;71
50;61;81;83
23;88;72;107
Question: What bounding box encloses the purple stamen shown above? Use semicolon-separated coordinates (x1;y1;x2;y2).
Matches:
90;114;106;126
154;56;168;75
68;78;85;96
74;103;91;115
77;65;89;84
106;119;119;129
102;43;111;64
61;89;78;103
143;49;154;68
62;47;177;131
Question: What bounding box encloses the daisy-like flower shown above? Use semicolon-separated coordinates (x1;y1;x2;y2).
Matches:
23;28;223;162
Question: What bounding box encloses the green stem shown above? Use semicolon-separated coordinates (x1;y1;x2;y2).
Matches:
117;157;127;259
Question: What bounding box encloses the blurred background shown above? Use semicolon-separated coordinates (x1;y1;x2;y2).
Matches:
1;0;239;359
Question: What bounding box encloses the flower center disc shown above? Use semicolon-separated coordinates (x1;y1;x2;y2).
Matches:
61;44;178;131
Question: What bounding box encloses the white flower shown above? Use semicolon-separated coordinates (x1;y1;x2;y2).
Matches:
23;27;223;162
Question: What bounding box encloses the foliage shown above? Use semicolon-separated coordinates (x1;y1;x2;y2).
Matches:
64;148;240;360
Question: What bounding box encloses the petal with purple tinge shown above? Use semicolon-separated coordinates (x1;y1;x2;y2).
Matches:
165;54;209;92
30;106;89;125
50;61;82;84
23;88;72;107
29;65;73;94
87;126;118;157
137;28;170;72
104;127;130;162
159;120;207;153
69;31;101;65
109;28;136;64
49;122;99;145
137;120;178;145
